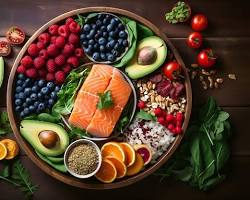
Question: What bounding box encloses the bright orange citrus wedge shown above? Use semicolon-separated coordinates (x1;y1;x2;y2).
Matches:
95;158;117;183
126;152;144;176
106;156;127;179
101;142;126;163
119;142;136;167
0;142;7;160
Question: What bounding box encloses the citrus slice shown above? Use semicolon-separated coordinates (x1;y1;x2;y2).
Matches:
0;142;7;160
119;142;136;167
0;139;19;160
101;142;126;163
126;152;144;176
106;156;127;179
134;144;152;165
95;158;117;183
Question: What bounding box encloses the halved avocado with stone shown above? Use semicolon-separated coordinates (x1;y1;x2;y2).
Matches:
125;36;167;79
20;120;69;156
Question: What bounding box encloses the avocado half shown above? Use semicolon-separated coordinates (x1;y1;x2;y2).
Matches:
125;36;167;79
20;120;69;156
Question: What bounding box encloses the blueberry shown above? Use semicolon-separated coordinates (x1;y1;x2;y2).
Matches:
50;92;57;100
41;87;49;95
92;52;100;61
105;14;112;20
91;24;97;30
107;37;113;42
100;53;106;60
88;44;94;52
114;43;122;51
19;92;26;99
87;30;95;39
15;106;22;112
20;111;25;118
94;43;99;51
118;38;123;45
102;31;108;38
23;108;30;115
109;31;117;38
16;79;23;86
97;14;104;20
30;93;37;101
25;78;32;86
107;40;116;49
31;85;39;93
23;102;28;108
34;101;39;107
122;39;128;47
119;31;127;38
103;18;109;25
54;86;61;92
83;24;91;32
80;34;86;40
26;97;32;105
94;33;101;40
112;49;120;57
89;39;95;45
37;92;43;100
16;86;23;93
15;99;22;106
44;95;50;100
82;40;88;47
107;24;114;32
38;80;46;87
15;94;19;99
38;103;45;111
96;19;102;27
107;54;115;62
29;105;35;112
47;83;55;91
110;18;118;26
48;99;55;105
24;87;32;96
85;48;92;55
98;37;106;45
18;73;25;80
99;45;106;52
100;26;106;32
118;23;125;30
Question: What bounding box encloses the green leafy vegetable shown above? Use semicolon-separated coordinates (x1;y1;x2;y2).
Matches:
137;23;154;40
136;110;157;121
0;111;11;136
155;97;231;191
68;126;89;140
97;90;114;110
116;116;129;132
75;14;85;28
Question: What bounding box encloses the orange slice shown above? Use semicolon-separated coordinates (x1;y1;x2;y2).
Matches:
0;139;19;160
119;142;136;167
95;158;117;183
101;142;125;163
106;156;127;179
0;142;7;160
126;152;144;176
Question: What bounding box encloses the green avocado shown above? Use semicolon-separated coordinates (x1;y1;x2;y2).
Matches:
0;57;4;88
20;120;69;156
125;36;167;79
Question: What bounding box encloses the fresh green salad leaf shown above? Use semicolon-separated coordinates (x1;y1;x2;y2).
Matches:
137;23;154;40
68;126;89;140
165;1;190;24
155;97;231;191
136;110;157;121
97;90;114;110
0;111;11;136
116;116;129;132
75;14;85;27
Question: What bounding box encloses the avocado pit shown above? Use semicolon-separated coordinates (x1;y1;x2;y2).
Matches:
137;46;157;65
38;130;59;148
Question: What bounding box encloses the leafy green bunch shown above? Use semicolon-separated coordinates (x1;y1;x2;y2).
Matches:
156;97;231;190
165;1;191;24
0;111;11;136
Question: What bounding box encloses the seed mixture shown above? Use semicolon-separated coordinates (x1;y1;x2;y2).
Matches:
67;144;99;175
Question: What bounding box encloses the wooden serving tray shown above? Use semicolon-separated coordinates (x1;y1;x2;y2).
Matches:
6;7;192;189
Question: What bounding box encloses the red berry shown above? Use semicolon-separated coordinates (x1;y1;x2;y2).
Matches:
47;44;59;57
38;33;50;45
75;48;84;58
167;124;174;131
50;36;57;44
137;100;146;109
34;57;45;69
17;65;25;73
176;112;184;122
39;49;49;59
166;114;174;122
38;69;47;78
46;73;55;81
48;24;59;35
26;68;37;78
46;59;57;73
67;56;79;68
27;44;39;57
176;121;182;128
55;55;66;66
20;56;33;68
37;41;46;50
62;64;72;74
68;33;79;46
55;36;66;49
175;127;183;135
69;21;81;33
58;25;70;38
157;117;165;125
65;18;74;26
55;70;66;84
154;107;163;117
62;43;74;57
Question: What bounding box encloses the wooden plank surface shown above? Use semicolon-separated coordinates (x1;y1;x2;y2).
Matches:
0;0;250;199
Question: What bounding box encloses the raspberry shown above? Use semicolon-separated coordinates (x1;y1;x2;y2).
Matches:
55;36;65;48
37;41;46;50
68;33;79;46
157;117;165;125
62;64;72;74
62;43;74;57
47;44;59;57
167;124;174;131
50;36;57;44
67;56;79;68
48;24;59;35
38;69;47;78
39;49;49;59
17;65;25;74
20;56;33;68
174;127;182;135
75;48;84;58
166;114;174;122
28;44;39;57
65;18;74;26
154;107;163;117
55;55;65;66
26;68;37;78
46;73;55;81
69;21;81;33
55;70;66;84
34;57;45;69
137;100;146;109
58;25;70;38
46;59;57;73
38;33;50;45
176;112;184;122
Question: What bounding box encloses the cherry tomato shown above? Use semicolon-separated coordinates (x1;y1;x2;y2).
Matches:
197;49;216;68
191;14;208;31
0;41;11;56
6;26;25;45
162;61;181;80
187;32;203;49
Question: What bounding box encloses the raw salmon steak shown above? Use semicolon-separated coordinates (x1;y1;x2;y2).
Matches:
68;64;132;137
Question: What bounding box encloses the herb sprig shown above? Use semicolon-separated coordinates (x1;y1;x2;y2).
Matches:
97;90;114;110
0;111;12;136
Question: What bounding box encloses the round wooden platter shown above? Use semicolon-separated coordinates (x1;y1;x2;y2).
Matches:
7;7;192;189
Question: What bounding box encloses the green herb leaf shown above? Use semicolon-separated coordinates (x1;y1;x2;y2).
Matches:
97;90;114;110
0;111;11;136
165;1;190;24
75;14;85;28
68;126;89;140
214;141;230;171
136;110;157;121
116;116;129;132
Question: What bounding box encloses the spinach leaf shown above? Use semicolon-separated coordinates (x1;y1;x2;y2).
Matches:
137;23;154;40
0;111;11;136
136;110;157;121
214;141;230;171
68;126;89;140
97;90;114;110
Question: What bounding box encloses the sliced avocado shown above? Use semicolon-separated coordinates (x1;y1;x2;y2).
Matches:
125;36;167;79
0;57;4;88
47;155;64;163
20;120;69;156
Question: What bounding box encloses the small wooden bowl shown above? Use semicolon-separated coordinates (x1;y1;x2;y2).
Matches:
7;7;192;189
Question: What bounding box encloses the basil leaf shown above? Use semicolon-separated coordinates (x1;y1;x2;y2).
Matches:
136;110;157;121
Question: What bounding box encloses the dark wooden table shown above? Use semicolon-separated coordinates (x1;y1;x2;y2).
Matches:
1;0;250;199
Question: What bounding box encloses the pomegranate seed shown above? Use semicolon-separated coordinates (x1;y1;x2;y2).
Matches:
137;100;146;109
167;124;174;131
166;114;174;122
176;112;184;122
157;117;165;125
154;107;163;116
175;127;183;134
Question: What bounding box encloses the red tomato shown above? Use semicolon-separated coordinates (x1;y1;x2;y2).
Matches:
162;61;181;80
187;32;203;49
197;49;216;68
191;14;208;31
0;41;11;56
6;26;25;45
